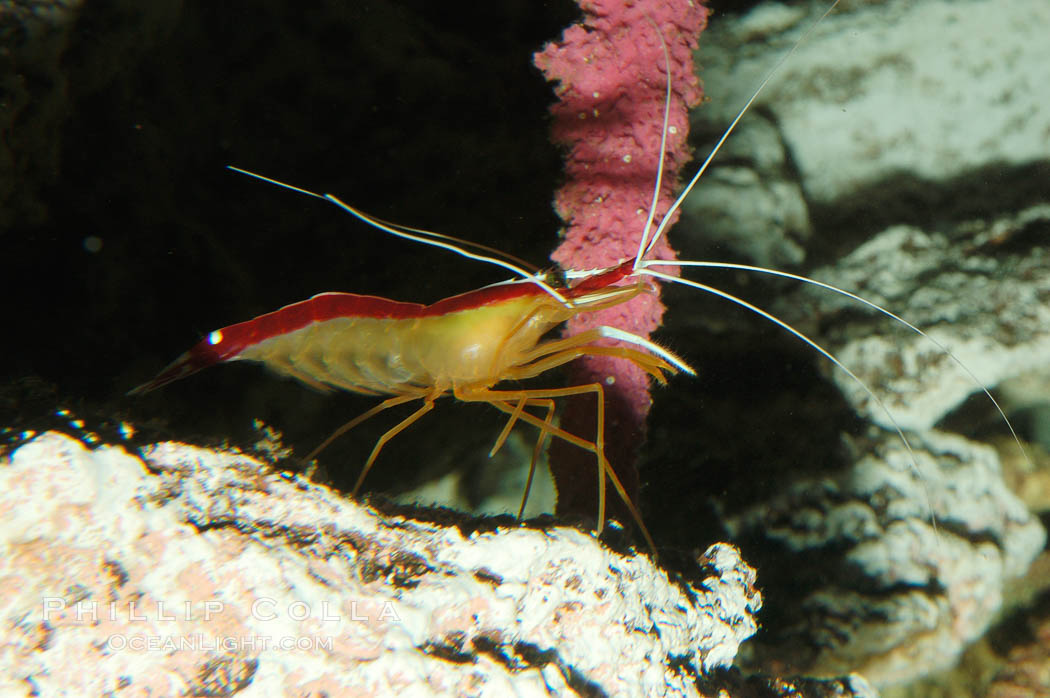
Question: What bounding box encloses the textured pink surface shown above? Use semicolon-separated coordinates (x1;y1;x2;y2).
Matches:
534;0;707;522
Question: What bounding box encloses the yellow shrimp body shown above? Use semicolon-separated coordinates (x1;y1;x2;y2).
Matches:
236;292;576;396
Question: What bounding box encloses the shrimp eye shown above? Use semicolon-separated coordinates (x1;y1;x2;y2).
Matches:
208;330;224;345
544;267;569;288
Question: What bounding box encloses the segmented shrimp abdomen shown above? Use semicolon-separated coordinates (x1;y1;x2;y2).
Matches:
237;294;567;396
238;315;428;395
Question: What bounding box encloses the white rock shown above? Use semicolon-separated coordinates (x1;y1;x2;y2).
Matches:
691;0;1050;206
725;430;1045;686
1;432;765;697
789;212;1050;430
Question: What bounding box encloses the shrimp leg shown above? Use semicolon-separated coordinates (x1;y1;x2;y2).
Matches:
304;394;421;463
517;399;556;521
489;396;530;458
509;329;681;383
487;396;557;519
458;384;656;555
352;398;437;495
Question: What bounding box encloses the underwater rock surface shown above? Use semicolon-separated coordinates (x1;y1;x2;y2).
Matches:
726;429;1045;686
684;0;1050;266
663;0;1050;692
785;211;1050;434
987;605;1050;698
2;432;773;697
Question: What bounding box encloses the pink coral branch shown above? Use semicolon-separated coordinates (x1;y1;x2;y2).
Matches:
534;0;707;527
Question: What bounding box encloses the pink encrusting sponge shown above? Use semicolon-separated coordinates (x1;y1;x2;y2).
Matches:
534;0;707;523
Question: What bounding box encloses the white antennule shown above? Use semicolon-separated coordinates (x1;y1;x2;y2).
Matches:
225;166;573;309
641;0;844;261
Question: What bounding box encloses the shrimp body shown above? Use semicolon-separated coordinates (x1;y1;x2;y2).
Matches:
243;293;567;395
130;256;674;551
129;261;654;399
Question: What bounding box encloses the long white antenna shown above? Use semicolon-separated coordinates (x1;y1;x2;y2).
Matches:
642;0;843;259
641;266;939;534
226;166;572;308
633;16;674;270
642;258;1030;465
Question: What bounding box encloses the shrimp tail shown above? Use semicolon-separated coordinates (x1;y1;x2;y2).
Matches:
127;334;237;395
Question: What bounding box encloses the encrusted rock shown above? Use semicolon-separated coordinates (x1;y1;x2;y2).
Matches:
725;430;1045;686
1;432;765;696
688;0;1050;215
662;0;1050;689
782;208;1050;432
987;607;1050;698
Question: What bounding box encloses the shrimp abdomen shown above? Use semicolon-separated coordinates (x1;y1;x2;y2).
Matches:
129;283;571;397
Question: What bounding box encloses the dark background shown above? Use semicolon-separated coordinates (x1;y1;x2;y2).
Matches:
3;0;588;474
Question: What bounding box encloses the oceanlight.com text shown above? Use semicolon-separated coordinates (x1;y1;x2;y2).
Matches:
104;633;334;653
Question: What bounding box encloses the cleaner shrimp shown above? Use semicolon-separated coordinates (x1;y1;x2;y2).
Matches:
129;0;1031;558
